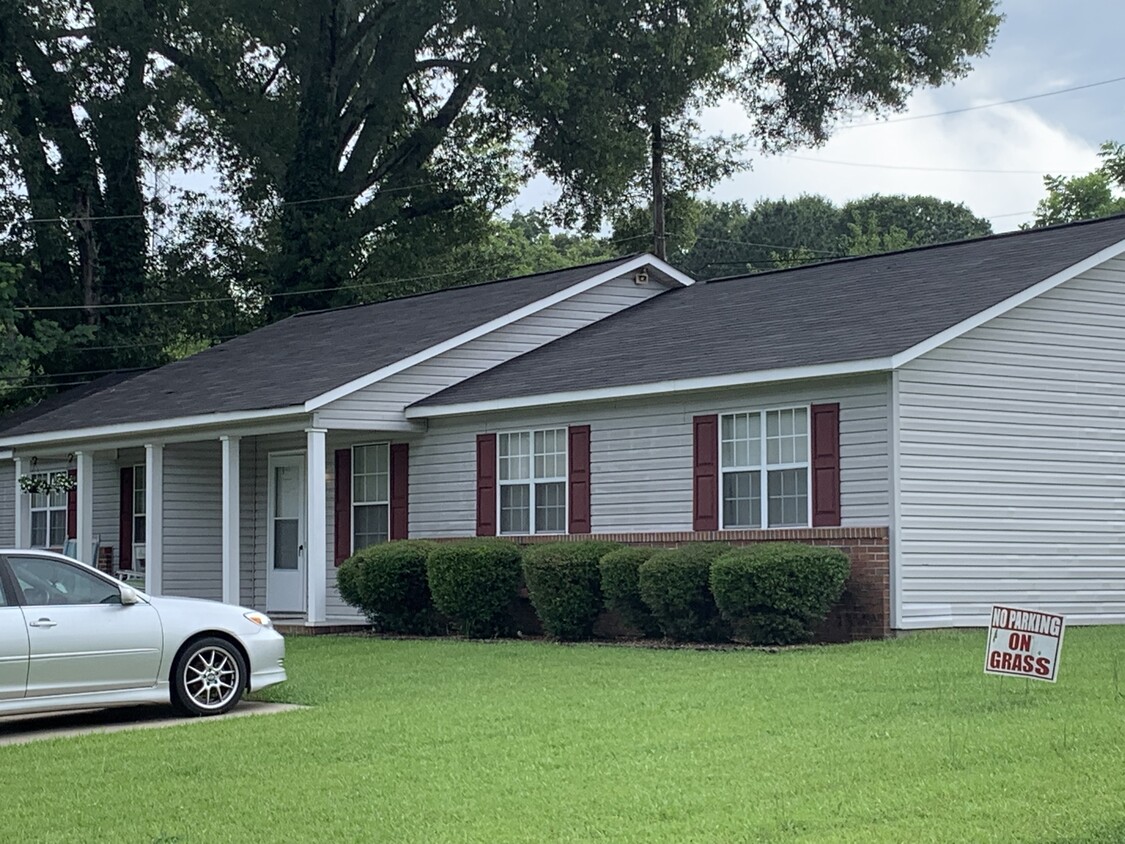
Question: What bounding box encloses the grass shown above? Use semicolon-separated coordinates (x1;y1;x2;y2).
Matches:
3;630;1125;843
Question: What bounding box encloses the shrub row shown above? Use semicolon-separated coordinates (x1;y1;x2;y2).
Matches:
337;539;849;644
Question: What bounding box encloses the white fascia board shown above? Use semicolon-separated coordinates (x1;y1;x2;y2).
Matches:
0;406;308;450
304;254;693;412
890;237;1125;367
405;357;892;419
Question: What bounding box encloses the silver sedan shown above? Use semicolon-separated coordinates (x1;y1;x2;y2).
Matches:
0;550;286;718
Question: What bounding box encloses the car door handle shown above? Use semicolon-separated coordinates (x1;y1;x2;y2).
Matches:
29;618;57;629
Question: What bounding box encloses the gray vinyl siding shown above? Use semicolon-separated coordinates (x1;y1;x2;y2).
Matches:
240;438;259;608
0;460;13;547
316;274;669;427
896;257;1125;628
410;374;891;537
90;450;119;564
162;441;223;600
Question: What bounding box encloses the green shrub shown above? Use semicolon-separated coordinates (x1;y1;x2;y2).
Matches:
521;541;622;640
599;547;661;636
638;544;731;642
710;543;850;645
336;541;438;633
425;540;523;637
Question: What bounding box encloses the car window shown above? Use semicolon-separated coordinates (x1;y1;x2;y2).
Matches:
0;568;7;606
7;556;121;607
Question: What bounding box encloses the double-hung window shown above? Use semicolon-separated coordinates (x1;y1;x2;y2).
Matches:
353;443;390;552
132;465;147;568
29;474;68;548
720;407;810;529
498;429;567;534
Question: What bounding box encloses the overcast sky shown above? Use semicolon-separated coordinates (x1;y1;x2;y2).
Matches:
511;0;1125;232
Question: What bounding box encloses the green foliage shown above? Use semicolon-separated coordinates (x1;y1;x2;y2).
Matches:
1030;168;1125;228
336;541;438;634
710;544;850;645
598;547;662;637
425;540;523;637
521;541;622;640
638;544;730;641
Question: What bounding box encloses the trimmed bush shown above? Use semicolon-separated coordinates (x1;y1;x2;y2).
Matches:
599;547;661;637
336;541;438;633
710;543;850;645
638;544;731;642
521;541;622;640
425;540;523;637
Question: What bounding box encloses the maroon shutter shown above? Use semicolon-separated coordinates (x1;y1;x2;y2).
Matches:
66;468;78;541
811;403;841;527
119;467;134;569
390;443;409;540
333;449;352;565
693;415;719;531
567;425;591;534
476;433;497;536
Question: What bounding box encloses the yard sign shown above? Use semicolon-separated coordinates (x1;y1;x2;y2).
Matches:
984;605;1065;683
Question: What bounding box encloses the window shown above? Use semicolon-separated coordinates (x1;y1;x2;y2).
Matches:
8;555;121;606
132;465;147;569
498;429;566;534
353;443;389;552
29;475;68;549
720;407;809;529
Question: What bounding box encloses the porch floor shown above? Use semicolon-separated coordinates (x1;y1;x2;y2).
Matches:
270;615;371;636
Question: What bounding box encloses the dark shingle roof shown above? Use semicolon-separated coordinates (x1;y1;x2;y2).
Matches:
414;215;1125;409
0;256;641;438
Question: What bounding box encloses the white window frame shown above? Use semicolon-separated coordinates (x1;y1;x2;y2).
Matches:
352;442;390;553
497;428;568;536
28;472;68;549
132;464;147;570
718;405;812;530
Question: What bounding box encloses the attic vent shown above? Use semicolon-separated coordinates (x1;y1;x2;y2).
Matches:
633;269;649;286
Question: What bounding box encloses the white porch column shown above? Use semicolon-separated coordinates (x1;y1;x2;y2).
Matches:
305;428;328;624
220;435;241;606
13;456;25;548
144;443;164;596
75;451;94;565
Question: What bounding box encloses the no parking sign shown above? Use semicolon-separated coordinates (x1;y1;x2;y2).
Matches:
984;605;1065;683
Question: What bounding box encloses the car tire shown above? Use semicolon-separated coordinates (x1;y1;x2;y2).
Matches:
171;637;247;717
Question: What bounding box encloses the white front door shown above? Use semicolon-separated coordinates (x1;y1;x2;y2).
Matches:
267;453;307;613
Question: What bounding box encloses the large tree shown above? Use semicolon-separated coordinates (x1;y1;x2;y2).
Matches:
1029;142;1125;227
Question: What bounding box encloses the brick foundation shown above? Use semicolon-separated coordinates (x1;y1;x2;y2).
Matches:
437;527;891;641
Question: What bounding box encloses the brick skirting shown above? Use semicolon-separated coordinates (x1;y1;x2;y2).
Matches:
435;527;892;641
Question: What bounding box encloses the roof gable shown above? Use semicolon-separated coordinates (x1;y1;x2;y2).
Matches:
410;215;1125;414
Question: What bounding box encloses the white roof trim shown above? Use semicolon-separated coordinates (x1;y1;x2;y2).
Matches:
304;254;692;412
890;235;1125;367
405;358;892;419
0;406;308;449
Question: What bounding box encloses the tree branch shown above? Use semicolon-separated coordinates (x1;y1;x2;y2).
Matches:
414;58;471;72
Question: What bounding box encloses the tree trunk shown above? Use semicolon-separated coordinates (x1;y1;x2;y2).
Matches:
651;118;666;261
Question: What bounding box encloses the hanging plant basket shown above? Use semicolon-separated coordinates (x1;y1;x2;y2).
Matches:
19;472;76;496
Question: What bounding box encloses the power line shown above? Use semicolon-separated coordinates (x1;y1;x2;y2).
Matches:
0;179;444;226
781;155;1084;175
842;73;1125;128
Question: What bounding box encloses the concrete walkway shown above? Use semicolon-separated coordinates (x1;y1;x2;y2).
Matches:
0;701;303;747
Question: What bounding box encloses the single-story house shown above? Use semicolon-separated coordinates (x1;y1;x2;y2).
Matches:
3;215;1124;637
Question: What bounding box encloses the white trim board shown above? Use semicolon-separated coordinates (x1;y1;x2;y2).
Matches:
0;407;309;450
303;254;693;412
405;358;894;418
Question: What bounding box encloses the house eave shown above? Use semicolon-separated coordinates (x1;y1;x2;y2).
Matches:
0;406;310;451
404;357;894;419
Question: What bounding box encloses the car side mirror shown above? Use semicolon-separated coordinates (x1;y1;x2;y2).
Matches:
120;585;140;605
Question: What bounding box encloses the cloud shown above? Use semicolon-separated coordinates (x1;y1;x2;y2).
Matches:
700;90;1105;231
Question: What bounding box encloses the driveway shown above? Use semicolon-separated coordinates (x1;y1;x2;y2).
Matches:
0;701;302;747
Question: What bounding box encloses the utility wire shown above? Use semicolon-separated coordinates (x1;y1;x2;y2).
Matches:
842;73;1125;128
781;155;1086;175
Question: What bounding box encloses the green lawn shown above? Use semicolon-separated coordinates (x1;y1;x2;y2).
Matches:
3;630;1125;843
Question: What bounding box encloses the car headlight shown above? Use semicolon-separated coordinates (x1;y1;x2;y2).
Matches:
244;611;273;629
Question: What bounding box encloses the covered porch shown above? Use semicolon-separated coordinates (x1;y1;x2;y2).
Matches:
8;416;417;628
